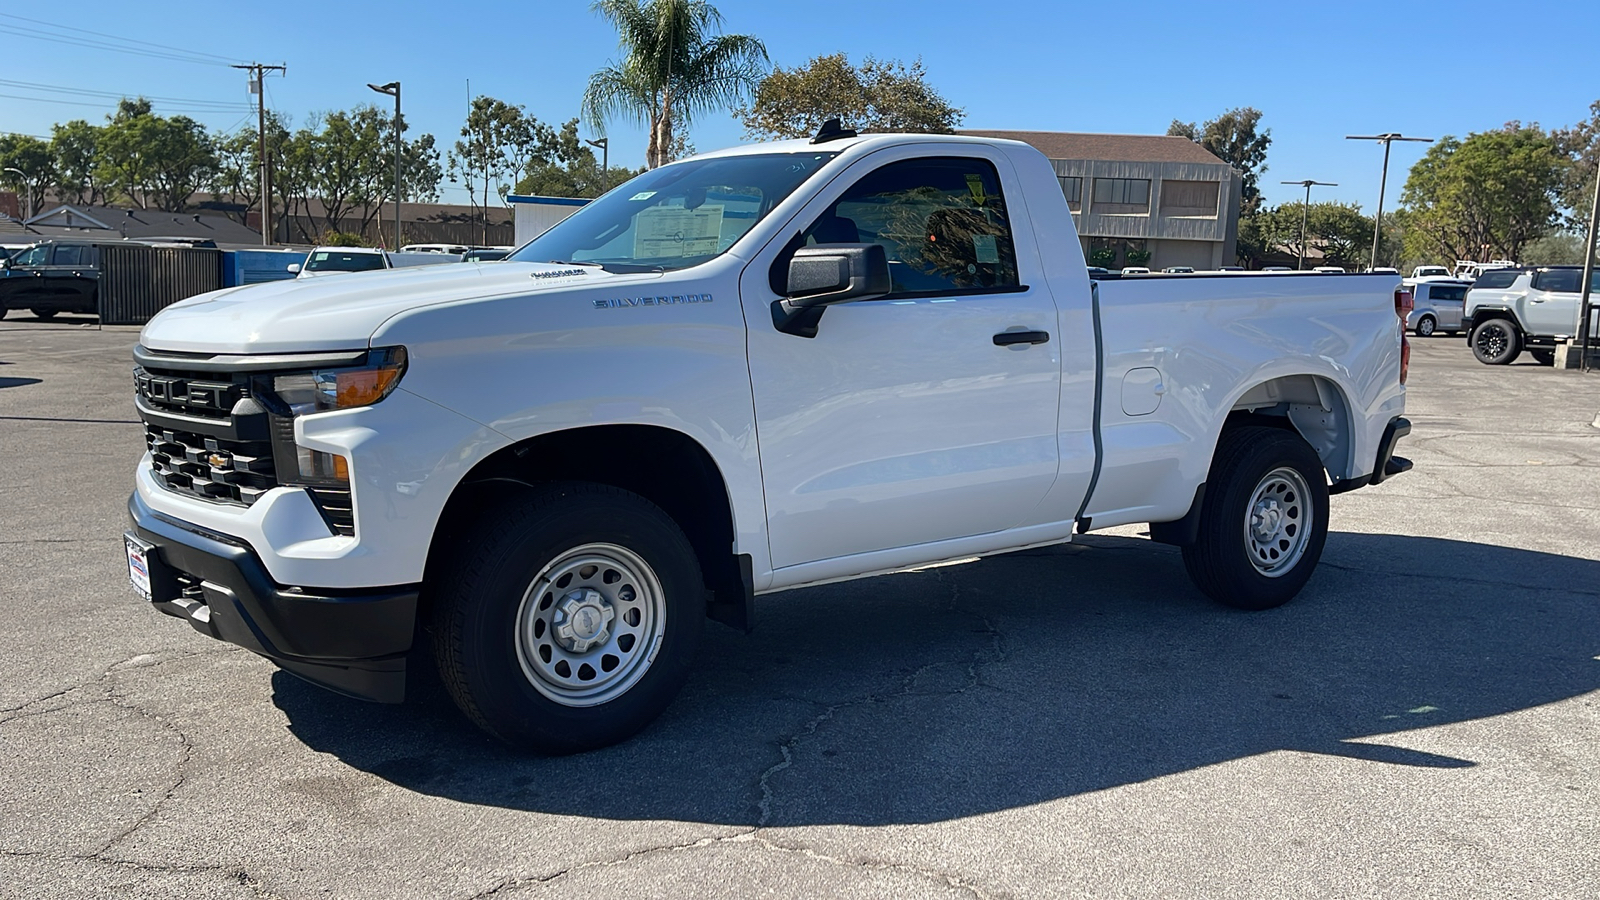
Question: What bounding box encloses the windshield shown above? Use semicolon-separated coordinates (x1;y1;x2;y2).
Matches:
510;151;839;272
11;244;48;267
305;250;387;273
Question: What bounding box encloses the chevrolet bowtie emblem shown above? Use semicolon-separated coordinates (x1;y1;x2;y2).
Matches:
208;453;232;469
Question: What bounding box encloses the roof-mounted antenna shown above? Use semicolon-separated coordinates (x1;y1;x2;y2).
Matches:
811;118;857;144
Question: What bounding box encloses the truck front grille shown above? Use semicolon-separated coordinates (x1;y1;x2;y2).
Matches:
146;425;276;506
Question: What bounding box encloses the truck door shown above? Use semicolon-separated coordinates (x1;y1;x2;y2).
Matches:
1523;268;1581;336
742;151;1062;569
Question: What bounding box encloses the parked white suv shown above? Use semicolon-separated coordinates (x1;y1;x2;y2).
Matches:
1462;266;1597;365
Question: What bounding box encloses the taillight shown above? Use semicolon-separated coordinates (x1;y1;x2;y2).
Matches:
1395;287;1412;385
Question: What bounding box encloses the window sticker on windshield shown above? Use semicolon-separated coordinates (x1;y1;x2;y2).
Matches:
972;234;999;264
629;191;657;201
634;205;725;259
313;252;329;261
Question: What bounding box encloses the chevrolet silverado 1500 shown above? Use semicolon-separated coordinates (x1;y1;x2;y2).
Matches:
126;129;1412;752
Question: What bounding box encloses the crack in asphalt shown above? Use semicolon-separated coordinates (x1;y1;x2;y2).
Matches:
0;848;285;898
463;831;999;900
754;572;1009;828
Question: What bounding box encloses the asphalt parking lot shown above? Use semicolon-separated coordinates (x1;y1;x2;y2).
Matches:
2;316;1597;899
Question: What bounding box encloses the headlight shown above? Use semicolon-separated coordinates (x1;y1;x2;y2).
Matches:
264;347;407;490
271;346;407;416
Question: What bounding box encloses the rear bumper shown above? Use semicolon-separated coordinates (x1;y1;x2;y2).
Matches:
1330;416;1412;495
126;490;418;702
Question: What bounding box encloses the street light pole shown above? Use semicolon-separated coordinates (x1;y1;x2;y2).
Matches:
1346;133;1433;270
1577;165;1600;373
1281;180;1337;270
585;137;609;193
3;167;32;220
368;81;402;250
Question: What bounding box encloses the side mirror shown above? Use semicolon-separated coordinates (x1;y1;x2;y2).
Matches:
772;243;891;338
286;262;301;274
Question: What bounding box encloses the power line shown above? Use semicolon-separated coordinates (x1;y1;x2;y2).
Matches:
0;12;241;63
0;92;251;116
0;78;253;111
0;19;238;67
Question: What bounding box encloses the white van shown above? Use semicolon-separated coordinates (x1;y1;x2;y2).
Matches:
289;248;460;278
400;243;473;255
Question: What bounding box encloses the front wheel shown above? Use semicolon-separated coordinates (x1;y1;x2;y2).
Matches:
1182;426;1330;611
430;482;704;754
1414;315;1436;337
1471;318;1521;365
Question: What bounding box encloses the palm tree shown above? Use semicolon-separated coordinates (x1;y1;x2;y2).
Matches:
582;0;768;169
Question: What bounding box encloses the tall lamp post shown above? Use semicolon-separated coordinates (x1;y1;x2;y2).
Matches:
1281;180;1337;270
367;81;402;250
1346;133;1433;271
585;137;609;193
4;167;33;221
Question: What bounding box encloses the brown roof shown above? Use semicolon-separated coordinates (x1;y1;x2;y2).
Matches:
959;130;1230;166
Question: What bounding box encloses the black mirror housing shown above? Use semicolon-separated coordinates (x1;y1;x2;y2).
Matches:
772;243;891;337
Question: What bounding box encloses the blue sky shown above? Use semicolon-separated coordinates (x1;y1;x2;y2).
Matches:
4;0;1598;212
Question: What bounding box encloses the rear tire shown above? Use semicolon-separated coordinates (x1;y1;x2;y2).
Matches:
31;309;57;321
1182;426;1330;611
430;482;704;754
1471;318;1521;365
1531;349;1555;366
1414;315;1435;337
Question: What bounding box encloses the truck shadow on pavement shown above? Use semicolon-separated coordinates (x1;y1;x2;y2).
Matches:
274;532;1600;826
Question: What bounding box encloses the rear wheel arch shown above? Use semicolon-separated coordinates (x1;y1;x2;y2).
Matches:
1223;374;1354;480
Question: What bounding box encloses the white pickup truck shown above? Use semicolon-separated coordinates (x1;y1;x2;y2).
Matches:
125;130;1412;752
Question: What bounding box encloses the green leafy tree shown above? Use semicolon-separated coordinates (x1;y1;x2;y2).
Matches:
1553;99;1600;231
96;98;218;211
1169;107;1271;212
737;53;963;140
1400;125;1567;264
49;120;105;206
1261;202;1375;268
515;118;644;198
582;0;768;168
450;96;550;240
212;112;290;225
0;133;55;218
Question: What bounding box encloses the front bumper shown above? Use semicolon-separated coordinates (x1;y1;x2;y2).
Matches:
127;490;418;702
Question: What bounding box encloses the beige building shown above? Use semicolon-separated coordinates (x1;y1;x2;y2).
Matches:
961;130;1241;270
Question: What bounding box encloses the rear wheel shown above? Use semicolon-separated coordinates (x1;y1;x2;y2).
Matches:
31;309;57;321
1531;349;1556;366
430;482;704;754
1414;315;1435;337
1182;426;1330;611
1471;318;1521;365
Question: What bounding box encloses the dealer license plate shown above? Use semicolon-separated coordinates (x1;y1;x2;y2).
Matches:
125;534;153;601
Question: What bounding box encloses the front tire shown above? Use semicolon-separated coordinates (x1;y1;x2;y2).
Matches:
1414;315;1435;337
1471;318;1521;365
1182;426;1330;611
430;482;704;754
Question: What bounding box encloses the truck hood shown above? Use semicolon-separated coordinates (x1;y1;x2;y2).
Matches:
139;262;619;354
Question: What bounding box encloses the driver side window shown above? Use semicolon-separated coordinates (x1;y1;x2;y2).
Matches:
802;157;1021;297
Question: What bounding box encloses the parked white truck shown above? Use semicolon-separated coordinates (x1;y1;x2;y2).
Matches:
126;129;1413;752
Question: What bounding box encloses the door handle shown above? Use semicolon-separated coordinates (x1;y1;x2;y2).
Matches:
993;330;1050;346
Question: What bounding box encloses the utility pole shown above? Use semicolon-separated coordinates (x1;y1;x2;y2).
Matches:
1281;180;1337;270
1578;166;1600;373
1346;133;1433;270
234;63;286;246
368;81;402;250
585;137;609;193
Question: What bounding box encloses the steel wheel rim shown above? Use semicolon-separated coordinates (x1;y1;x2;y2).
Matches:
1243;467;1312;578
514;542;666;707
1476;324;1507;358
